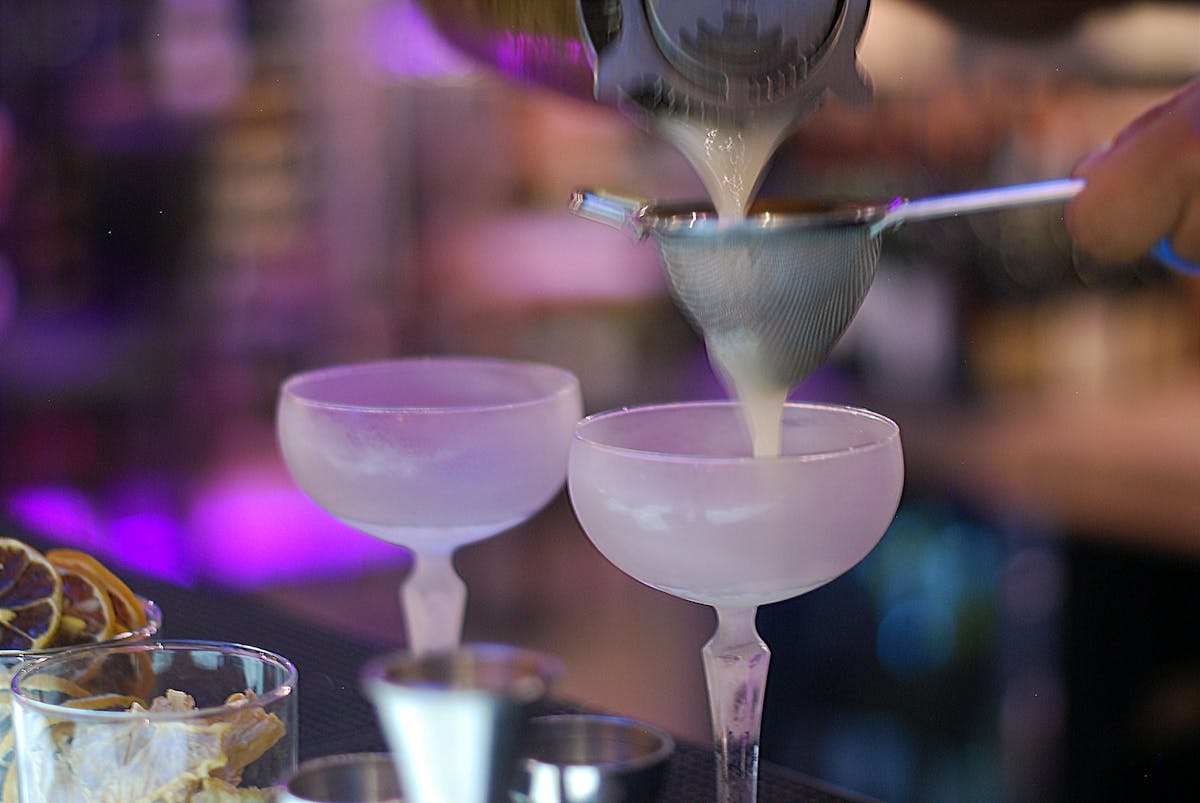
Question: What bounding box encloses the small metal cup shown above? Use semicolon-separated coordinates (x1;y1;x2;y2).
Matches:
362;643;563;803
278;753;402;803
513;714;675;803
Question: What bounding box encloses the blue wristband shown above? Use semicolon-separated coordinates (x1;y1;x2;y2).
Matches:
1151;237;1200;275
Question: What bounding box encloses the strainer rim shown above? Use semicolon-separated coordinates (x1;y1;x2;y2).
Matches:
636;197;896;237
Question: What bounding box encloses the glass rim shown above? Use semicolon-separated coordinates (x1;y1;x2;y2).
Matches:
10;639;297;722
0;597;162;660
279;356;581;414
572;400;900;463
360;642;562;701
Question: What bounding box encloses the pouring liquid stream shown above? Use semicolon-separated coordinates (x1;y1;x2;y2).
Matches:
651;108;831;803
654;110;799;457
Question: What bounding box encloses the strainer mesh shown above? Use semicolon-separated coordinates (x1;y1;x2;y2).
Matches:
656;226;881;386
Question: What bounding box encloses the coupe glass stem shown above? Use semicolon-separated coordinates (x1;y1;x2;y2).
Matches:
400;550;466;655
702;605;770;803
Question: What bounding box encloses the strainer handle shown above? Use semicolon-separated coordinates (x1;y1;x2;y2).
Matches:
878;177;1086;233
569;188;652;240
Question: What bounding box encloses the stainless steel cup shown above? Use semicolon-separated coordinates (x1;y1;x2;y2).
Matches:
513;714;675;803
278;753;402;803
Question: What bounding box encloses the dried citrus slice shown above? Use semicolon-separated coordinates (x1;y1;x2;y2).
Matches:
0;538;62;650
44;549;145;632
47;559;115;646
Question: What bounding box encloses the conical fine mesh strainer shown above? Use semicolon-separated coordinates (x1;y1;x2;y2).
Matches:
570;179;1083;389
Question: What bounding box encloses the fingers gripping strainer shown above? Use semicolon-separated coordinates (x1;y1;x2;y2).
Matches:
570;178;1084;389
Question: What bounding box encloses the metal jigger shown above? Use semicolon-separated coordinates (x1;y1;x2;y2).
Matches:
361;643;563;803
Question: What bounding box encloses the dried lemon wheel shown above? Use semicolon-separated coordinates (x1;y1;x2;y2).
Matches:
44;549;145;633
47;558;116;646
0;538;62;650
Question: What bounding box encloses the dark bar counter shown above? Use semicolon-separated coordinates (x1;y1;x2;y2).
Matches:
7;521;877;803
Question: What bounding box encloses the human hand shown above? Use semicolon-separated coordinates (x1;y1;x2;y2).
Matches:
1066;77;1200;270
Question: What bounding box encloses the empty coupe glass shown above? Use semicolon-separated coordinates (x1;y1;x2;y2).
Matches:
277;357;582;653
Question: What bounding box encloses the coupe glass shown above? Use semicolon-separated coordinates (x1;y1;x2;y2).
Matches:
277;357;582;654
568;401;903;803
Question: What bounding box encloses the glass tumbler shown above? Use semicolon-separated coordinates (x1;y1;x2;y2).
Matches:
10;639;297;802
